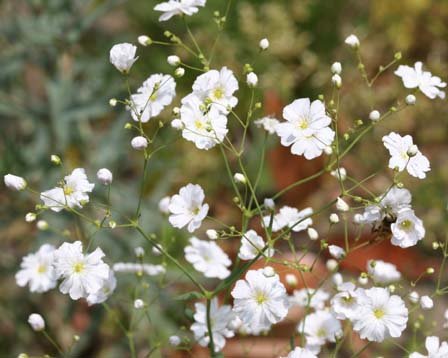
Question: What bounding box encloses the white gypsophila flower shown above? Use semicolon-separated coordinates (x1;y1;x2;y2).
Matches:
285;274;298;287
283;347;317;358
169;335;181;346
134;299;144;309
138;35;151;46
290;288;329;310
367;260;401;284
25;212;36;222
180;95;228;150
109;43;138;73
410;336;448;358
113;262;166;276
395;62;446;99
206;229;219;240
86;270;117;306
154;0;206;22
336;197;350;212
131;136;148;150
246;72;258;87
28;313;45;331
331;74;342;87
15;244;58;293
168;183;209;232
184;237;231;279
183;66;238;114
369;110;381;122
254;116;280;135
344;34;360;48
328;245;346;259
97;168;113;185
298;310;342;354
158;196;171;214
330;282;362;320
53;241;110;300
129;74;176;123
352;287;408;342
307;228;319;240
263;206;313;232
329;213;340;224
167;55;181;66
259;38;269;50
420;296;434;310
232;269;289;334
330;167;347;181
382;132;430;179
40;168;94;212
391;209;425;248
276;98;335;160
359;186;412;225
263;266;276;278
331;62;342;75
406;94;417;105
238;230;273;261
4;174;27;191
264;197;275;210
190;298;235;352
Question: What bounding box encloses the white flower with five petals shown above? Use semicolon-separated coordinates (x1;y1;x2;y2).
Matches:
154;0;206;22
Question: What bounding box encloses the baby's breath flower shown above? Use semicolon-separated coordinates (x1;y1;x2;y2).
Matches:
420;295;434;310
167;55;180;66
331;62;342;74
138;35;152;46
109;43;138;74
369;110;381;122
329;213;340;224
169;335;181;347
36;220;48;231
336;197;350;212
233;173;246;184
25;213;36;223
285;274;298;287
134;299;144;309
331;74;342;88
28;313;45;331
4;174;27;191
174;67;185;77
206;229;219;240
405;94;416;105
259;38;269;50
345;34;360;48
246;72;258;87
96;168;113;185
131;136;148;151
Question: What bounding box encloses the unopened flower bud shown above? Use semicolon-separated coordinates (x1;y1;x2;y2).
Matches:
36;220;48;231
158;196;171;214
329;213;340;224
28;313;45;331
167;55;180;66
405;94;416;105
206;229;219;240
358;274;368;285
329;245;346;259
97;168;113;185
345;34;360;48
336;197;350;212
324;146;333;155
109;220;116;229
234;173;246;184
134;299;144;309
138;35;152;46
332;272;343;285
25;213;36;223
259;38;269;50
262;266;275;277
131;136;148;151
169;335;181;346
331;74;342;88
285;274;298;287
426;267;435;275
409;291;419;303
171;119;183;130
172;107;180;116
420;295;434;310
331;168;347;181
369;110;381;122
327;259;339;272
109;98;117;107
4;174;27;191
331;62;342;74
174;67;185;78
307;227;319;240
246;72;258;87
407;145;418;157
134;247;145;258
353;213;363;224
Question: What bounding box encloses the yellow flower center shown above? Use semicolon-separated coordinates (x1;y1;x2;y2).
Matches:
298;118;309;130
401;151;409;160
37;265;47;274
400;219;413;231
63;185;74;195
317;328;327;338
255;291;268;305
150;92;158;101
373;308;385;319
73;262;85;273
213;87;224;100
194;120;204;130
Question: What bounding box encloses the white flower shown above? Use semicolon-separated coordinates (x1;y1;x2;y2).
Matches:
329;213;340;224
25;213;36;222
184;237;231;279
97;168;113;185
345;34;360;48
391;209;425;248
352;287;408;342
336;197;350;212
154;0;206;22
331;62;342;75
330;167;347;181
113;262;166;276
184;67;238;113
331;74;342;87
158;196;171;214
138;35;151;46
167;55;181;66
109;43;138;73
168;183;209;232
264;198;275;210
283;347;317;358
290;288;329;310
298;310;342;354
276;98;335;160
4;174;27;191
307;228;319;240
238;230;273;260
180;95;228;150
254;116;280;135
232;269;289;334
369;110;381;122
206;229;219;240
53;241;110;300
330;282;362;320
367;260;401;284
420;295;434;310
382;132;430;179
233;173;246;184
263;206;313;232
134;299;145;309
190;298;235;352
406;94;417;105
395;62;446;99
16;244;58;293
246;72;258;87
129;74;176;122
86;270;117;305
259;38;269;50
328;245;345;259
40;168;94;212
169;335;181;346
109;98;117;107
28;313;45;331
410;336;448;358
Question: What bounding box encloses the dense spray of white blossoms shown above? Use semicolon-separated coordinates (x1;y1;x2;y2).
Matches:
109;43;138;73
395;62;446;99
382;132;430;179
231;269;289;334
263;206;313;232
154;0;206;21
184;237;231;279
190;298;235;352
40;168;94;212
238;230;273;260
367;260;401;284
352;287;408;342
16;244;57;293
410;336;448;358
168;183;209;232
129;74;176;122
53;241;111;301
180;95;228;149
276;98;335;160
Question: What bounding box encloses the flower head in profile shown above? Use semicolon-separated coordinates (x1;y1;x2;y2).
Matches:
391;209;425;248
382;132;430;179
238;230;273;261
352;287;408;342
263;206;313;232
190;298;235;352
4;174;27;191
154;0;206;22
184;237;231;279
276;98;335;160
168;183;209;232
86;270;117;306
395;62;446;99
180;95;228;150
15;244;58;293
40;168;94;212
254;116;280;135
231;269;289;334
410;336;448;358
367;260;401;284
109;43;138;73
53;241;111;300
129;74;176;123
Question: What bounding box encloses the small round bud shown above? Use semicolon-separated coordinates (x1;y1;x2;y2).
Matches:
131;136;148;151
369;110;381;122
262;266;275;277
158;196;171;214
36;220;48;231
206;229;219;240
332;272;343;285
331;74;342;88
329;213;340;224
420;295;434;310
109;98;117;107
388;284;396;293
167;55;181;66
353;213;363;224
108;220;117;229
138;35;152;46
336;197;350;212
28;313;45;331
307;227;319;240
405;94;416;105
426;267;435;275
50;155;61;165
174;67;185;78
96;168;113;185
73;335;80;342
124;123;132;129
264;198;275;210
358;275;368;285
25;213;36;223
171;119;184;130
172;107;180;116
408;291;419;303
246;72;258;87
394;52;402;60
134;299;145;309
324;146;333;155
407;144;419;157
4;174;27;191
326;259;338;272
331;62;342;75
134;247;145;258
169;335;181;347
285;273;298;287
233;173;246;184
432;242;440;250
329;245;346;259
345;34;360;48
259;38;269;50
